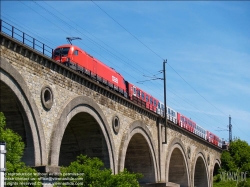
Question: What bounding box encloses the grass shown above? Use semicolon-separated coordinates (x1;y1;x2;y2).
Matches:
213;175;250;187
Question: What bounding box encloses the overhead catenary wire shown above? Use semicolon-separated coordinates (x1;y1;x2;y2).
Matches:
15;1;178;112
2;1;244;138
1;14;57;47
41;1;152;76
27;1;227;129
92;1;250;131
89;1;250;140
11;1;224;122
28;0;160;88
91;1;228;117
35;1;152;76
91;0;164;61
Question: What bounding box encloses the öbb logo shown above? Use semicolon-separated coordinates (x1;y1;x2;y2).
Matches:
112;76;118;84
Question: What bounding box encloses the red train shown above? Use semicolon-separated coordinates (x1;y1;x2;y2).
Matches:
52;44;222;148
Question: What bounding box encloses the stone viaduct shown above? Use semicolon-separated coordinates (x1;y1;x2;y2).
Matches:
0;28;221;187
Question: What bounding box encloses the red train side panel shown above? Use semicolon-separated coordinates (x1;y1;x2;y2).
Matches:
177;112;196;133
53;44;127;94
206;131;219;146
126;82;158;112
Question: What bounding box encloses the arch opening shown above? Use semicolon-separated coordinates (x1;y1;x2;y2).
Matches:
44;90;51;103
124;133;155;184
213;162;220;176
0;80;35;166
194;156;208;187
59;112;110;168
168;148;189;187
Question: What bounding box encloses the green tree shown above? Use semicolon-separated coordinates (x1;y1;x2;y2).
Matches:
0;112;41;187
214;139;250;187
221;139;250;175
55;154;143;187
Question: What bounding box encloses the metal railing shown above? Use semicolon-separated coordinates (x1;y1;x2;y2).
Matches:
0;19;53;57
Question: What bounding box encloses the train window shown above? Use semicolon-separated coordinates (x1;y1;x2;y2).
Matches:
173;111;176;116
154;100;156;107
150;97;153;104
73;50;78;55
133;87;136;95
54;49;60;57
158;102;161;108
161;104;164;110
142;92;145;100
146;95;149;102
137;90;140;97
168;108;170;114
54;47;70;57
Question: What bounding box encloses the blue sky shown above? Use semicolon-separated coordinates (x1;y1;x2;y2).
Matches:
1;1;250;144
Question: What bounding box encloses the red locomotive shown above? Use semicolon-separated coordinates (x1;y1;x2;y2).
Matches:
53;44;127;97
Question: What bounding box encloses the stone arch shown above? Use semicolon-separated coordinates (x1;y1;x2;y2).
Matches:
49;95;116;172
166;138;190;187
192;151;209;187
118;120;159;184
211;159;221;186
213;159;221;176
0;57;47;166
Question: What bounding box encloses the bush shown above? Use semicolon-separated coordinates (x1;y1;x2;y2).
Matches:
55;154;143;187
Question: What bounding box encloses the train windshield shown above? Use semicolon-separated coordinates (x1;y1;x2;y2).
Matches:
54;47;70;57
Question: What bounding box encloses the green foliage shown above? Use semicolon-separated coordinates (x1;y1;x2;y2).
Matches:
0;112;24;164
213;177;250;187
237;180;250;187
221;139;250;175
214;138;250;187
0;112;41;187
56;154;143;187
